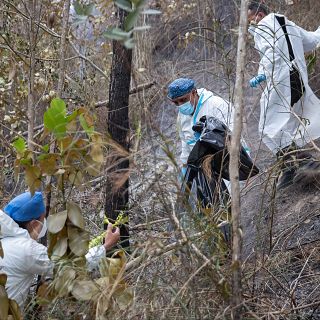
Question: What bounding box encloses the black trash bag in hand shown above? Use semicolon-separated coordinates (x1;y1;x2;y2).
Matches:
188;116;259;181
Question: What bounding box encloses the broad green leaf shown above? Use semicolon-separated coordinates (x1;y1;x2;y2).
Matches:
47;210;68;234
79;114;94;135
44;98;67;139
8;298;21;320
54;266;76;297
67;202;85;229
68;171;83;186
39;154;58;175
103;28;131;41
20;158;32;166
47;232;58;258
90;135;104;163
12;137;26;155
36;282;56;305
42;144;49;153
66;110;78;123
105;251;127;281
68;226;89;256
124;10;139;31
115;0;132;11
51;237;68;260
71;280;99;301
25;166;41;195
115;288;133;311
84;156;101;176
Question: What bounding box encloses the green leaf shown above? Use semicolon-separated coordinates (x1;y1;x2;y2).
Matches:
68;226;89;256
73;1;95;16
83;3;94;15
12;137;26;155
124;10;140;31
115;0;132;11
67;202;85;229
47;210;68;234
8;298;21;320
54;266;76;297
103;28;131;41
124;37;135;49
44;98;67;139
73;0;84;15
42;144;49;153
131;0;144;6
51;237;68;260
25;166;41;195
71;280;99;301
66;110;78;123
20;158;32;166
79;114;94;135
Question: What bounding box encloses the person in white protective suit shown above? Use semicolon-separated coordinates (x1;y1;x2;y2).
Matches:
248;1;320;189
0;191;120;311
167;78;234;173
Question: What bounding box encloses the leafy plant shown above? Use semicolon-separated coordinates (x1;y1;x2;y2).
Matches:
12;97;132;316
103;0;161;49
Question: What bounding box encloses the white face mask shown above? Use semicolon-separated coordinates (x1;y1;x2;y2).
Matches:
37;218;47;239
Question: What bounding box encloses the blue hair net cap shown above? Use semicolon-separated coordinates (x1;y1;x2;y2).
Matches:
4;192;45;222
167;78;195;100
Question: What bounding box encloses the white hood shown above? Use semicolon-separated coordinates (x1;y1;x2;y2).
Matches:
0;210;30;239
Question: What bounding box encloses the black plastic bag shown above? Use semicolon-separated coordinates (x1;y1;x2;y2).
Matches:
188;116;259;181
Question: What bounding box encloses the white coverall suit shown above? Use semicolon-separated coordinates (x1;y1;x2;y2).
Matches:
252;13;320;153
177;88;234;165
0;210;106;310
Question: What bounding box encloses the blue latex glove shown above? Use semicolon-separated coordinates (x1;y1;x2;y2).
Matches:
249;74;266;88
181;167;187;179
194;131;201;141
178;166;187;184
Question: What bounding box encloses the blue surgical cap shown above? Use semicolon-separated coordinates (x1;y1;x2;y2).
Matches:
4;192;45;222
167;78;195;100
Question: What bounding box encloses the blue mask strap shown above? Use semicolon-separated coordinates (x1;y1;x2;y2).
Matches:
186;92;206;145
192;93;205;125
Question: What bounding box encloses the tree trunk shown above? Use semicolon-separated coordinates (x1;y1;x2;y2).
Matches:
228;0;249;319
105;7;132;249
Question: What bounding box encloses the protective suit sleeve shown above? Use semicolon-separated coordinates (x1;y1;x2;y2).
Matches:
85;245;106;272
297;25;320;52
26;241;54;276
180;139;190;165
255;24;276;76
26;241;106;275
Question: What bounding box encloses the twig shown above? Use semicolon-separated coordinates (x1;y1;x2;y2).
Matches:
94;81;156;108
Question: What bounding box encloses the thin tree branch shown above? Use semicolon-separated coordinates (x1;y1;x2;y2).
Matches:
228;1;249;318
